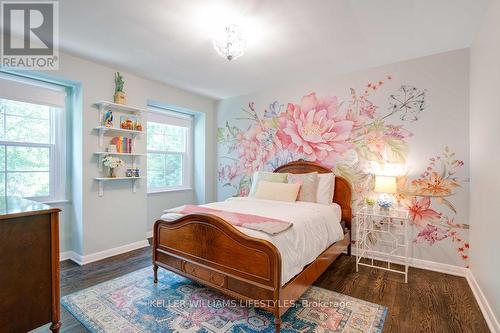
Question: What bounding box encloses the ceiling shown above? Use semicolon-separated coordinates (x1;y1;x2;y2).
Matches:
59;0;490;100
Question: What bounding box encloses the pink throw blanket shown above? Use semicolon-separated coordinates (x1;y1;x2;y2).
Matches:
162;205;292;235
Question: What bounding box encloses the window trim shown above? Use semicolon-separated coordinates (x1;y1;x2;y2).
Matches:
146;108;193;193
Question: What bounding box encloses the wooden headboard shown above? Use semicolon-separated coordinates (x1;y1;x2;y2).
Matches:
274;159;352;229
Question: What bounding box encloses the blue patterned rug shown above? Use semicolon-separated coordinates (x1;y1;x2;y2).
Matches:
61;267;387;332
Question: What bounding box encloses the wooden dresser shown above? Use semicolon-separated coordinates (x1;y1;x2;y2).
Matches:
0;197;61;333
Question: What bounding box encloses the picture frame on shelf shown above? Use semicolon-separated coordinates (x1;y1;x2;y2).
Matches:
107;145;117;153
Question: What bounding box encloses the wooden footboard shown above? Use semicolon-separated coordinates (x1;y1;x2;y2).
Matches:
153;213;282;314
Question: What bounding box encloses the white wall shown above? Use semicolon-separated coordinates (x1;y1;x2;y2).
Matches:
41;51;216;256
470;0;500;327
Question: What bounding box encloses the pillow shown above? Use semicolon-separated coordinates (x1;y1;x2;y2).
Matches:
254;181;301;202
249;171;288;196
316;173;335;205
287;172;318;202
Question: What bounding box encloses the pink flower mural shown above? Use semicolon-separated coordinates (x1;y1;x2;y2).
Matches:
217;76;469;265
277;93;354;168
408;197;442;227
415;224;448;246
236;124;278;175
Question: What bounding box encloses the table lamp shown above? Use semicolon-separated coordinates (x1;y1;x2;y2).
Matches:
374;175;397;210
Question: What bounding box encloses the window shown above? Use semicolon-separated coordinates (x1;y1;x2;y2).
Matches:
147;107;193;192
0;73;67;202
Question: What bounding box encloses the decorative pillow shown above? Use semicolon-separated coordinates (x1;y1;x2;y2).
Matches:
249;171;288;196
254;181;301;202
287;172;318;202
316;173;335;205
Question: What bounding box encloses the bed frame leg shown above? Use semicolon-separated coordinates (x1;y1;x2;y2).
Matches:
274;315;281;332
153;265;158;283
347;243;352;256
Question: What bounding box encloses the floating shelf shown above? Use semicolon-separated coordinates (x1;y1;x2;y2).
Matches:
94;152;145;156
94;126;143;135
94;101;146;114
94;177;144;196
95;176;144;180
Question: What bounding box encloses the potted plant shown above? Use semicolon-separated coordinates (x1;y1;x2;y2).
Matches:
114;72;126;104
365;197;376;212
102;155;124;178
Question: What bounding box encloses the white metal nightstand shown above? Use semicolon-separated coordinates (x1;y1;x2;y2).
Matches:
355;206;410;283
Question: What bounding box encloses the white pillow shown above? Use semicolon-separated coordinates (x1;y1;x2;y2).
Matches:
248;171;288;196
287;172;318;202
255;181;301;202
316;173;335;205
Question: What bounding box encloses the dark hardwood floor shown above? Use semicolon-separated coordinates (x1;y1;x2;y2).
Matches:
315;256;490;333
50;244;489;333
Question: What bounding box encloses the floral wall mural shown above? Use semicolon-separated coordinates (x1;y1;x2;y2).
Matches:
217;50;470;267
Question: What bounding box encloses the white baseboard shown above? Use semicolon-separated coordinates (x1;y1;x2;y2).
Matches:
61;240;150;266
146;230;153;238
407;256;468;276
60;251;77;262
351;248;468;277
466;270;500;333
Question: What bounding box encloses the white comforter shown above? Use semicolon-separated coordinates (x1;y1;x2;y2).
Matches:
161;197;344;284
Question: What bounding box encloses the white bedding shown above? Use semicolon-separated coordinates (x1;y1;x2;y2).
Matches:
161;197;344;285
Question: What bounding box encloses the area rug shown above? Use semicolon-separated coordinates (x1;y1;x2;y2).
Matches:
61;267;387;332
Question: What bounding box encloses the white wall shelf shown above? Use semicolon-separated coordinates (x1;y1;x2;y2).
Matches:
94;152;145;156
94;101;146;114
93;101;146;197
94;177;144;196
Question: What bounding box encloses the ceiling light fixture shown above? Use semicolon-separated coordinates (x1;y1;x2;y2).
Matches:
213;24;247;61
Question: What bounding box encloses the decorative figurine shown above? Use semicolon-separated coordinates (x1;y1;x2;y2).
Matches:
103;110;113;128
120;115;137;130
114;72;126;104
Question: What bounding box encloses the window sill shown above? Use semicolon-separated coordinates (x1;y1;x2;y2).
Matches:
38;199;71;205
147;187;193;195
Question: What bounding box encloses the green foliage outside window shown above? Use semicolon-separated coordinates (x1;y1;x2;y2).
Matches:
0;99;52;197
147;121;187;190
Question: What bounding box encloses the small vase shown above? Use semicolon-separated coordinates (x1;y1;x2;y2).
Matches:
114;91;126;105
109;167;117;178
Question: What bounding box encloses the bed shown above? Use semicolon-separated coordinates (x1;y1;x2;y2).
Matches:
152;160;352;332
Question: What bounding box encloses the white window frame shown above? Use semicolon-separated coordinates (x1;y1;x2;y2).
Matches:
0;73;67;203
147;107;193;193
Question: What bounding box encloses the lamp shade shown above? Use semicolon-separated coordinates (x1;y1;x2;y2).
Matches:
374;175;397;194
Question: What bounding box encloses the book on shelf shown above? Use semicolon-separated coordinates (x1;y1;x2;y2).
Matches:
110;136;133;153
